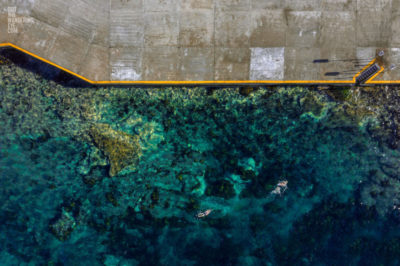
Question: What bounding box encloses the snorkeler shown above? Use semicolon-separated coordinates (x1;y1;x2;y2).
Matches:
196;209;213;218
270;180;288;196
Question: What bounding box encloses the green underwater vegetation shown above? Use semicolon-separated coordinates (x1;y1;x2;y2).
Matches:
2;55;400;265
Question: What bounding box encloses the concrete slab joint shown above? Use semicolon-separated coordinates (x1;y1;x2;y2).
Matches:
0;0;399;84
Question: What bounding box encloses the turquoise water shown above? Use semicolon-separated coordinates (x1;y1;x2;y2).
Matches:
1;58;400;265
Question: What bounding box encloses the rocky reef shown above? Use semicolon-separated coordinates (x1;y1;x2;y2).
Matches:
89;123;142;177
2;55;400;265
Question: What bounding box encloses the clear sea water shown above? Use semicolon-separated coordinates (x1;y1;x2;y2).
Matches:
1;51;400;265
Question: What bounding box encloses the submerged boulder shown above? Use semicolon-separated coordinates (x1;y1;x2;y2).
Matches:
89;123;142;177
49;209;76;241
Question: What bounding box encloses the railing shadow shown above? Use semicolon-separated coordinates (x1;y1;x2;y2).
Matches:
0;47;94;88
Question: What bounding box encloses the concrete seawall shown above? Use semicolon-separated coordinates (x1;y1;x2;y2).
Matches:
1;0;400;84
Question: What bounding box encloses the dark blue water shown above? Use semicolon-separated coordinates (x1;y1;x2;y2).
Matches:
1;59;400;265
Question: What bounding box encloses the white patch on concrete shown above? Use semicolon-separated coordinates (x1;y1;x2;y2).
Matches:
389;48;400;63
111;66;141;80
15;0;35;15
250;47;285;80
34;39;47;48
291;10;321;20
356;47;376;62
386;48;400;79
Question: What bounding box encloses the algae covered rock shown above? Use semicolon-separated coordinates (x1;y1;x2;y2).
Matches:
239;87;255;96
49;209;76;241
89;123;142;176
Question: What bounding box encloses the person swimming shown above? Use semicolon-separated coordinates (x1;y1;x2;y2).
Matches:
196;209;213;218
270;180;288;196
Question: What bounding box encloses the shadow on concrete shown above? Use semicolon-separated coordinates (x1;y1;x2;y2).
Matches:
0;47;94;88
0;47;365;89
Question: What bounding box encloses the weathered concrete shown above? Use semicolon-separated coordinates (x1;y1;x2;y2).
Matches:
1;0;400;83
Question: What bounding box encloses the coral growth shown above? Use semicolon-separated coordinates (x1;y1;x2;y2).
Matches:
49;209;76;241
3;58;400;265
89;123;142;176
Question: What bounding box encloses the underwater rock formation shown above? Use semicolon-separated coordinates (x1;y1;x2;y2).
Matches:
49;209;76;241
5;56;400;264
89;123;142;176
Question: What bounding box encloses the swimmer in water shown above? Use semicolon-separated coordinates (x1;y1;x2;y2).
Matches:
270;180;288;196
196;209;213;218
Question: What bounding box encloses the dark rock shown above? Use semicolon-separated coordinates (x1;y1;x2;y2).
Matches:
239;87;255;96
49;210;76;241
206;180;235;199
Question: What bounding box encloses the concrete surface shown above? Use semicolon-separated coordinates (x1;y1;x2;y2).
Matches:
1;0;400;83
